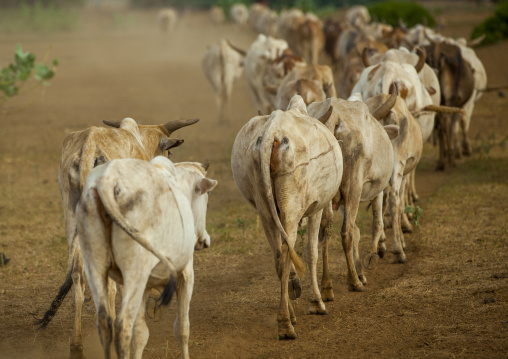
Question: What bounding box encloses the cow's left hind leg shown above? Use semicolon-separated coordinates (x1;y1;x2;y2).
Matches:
306;210;328;315
174;260;194;359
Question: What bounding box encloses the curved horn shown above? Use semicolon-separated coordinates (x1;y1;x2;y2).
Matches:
362;47;371;67
398;18;408;33
227;40;247;56
421;105;466;115
414;47;426;73
424;29;435;44
372;86;397;120
202;161;210;171
163;118;200;135
103;120;122;128
468;34;485;47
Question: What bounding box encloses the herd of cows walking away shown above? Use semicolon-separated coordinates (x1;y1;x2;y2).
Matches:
31;3;490;359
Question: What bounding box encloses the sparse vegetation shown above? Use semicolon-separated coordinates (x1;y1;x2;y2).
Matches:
471;2;508;46
368;1;436;28
0;2;81;33
404;205;423;228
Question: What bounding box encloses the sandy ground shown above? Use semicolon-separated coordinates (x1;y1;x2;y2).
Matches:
0;7;507;359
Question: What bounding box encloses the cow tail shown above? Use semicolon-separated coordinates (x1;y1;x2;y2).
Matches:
95;181;177;307
32;264;73;329
258;131;305;276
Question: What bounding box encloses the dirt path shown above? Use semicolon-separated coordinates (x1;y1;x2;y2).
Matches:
0;8;507;359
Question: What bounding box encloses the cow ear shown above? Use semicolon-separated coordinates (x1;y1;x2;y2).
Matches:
383;124;400;140
162;138;184;151
425;86;436;95
196;178;218;195
287;95;308;114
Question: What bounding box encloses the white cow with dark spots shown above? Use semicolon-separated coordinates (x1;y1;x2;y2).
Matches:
77;157;217;359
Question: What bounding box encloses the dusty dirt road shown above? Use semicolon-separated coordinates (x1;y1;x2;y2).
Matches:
0;7;507;359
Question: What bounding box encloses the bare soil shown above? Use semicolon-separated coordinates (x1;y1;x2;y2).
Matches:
0;7;507;359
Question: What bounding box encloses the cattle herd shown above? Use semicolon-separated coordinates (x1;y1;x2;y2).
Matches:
32;3;489;359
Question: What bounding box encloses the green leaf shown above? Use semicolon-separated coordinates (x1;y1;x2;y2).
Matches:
53;58;59;67
404;206;415;214
34;63;54;81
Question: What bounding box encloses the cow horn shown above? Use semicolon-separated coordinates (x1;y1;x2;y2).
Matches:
227;40;247;56
414;47;426;73
421;105;466;115
163;118;200;135
398;18;408;33
362;47;371;67
468;34;485;47
372;87;397;120
317;104;333;124
202;161;210;171
424;29;435;44
103;120;121;128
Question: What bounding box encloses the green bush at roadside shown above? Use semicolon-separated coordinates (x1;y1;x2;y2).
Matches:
471;2;508;46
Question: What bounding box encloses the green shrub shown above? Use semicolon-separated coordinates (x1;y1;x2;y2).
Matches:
368;1;436;28
0;44;58;109
471;3;508;46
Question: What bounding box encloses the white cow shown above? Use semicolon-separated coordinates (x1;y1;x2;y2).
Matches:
307;92;399;291
202;39;246;123
231;95;343;339
157;8;178;33
230;3;249;26
77;157;217;359
244;34;288;114
365;85;423;264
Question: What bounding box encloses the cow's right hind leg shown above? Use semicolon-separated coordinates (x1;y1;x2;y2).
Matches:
70;246;86;358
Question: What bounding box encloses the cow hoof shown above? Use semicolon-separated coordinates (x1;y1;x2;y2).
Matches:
69;345;85;359
402;222;413;233
358;274;367;285
321;287;334;302
288;277;302;300
309;300;328;315
348;282;365;292
278;323;297;340
363;253;379;269
412;193;419;203
290;316;297;325
392;252;407;264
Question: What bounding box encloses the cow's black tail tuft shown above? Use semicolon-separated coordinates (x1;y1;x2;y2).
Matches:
157;274;177;307
32;268;73;329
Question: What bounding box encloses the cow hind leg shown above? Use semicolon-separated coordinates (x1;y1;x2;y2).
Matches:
389;172;408;264
173;261;194;359
132;291;150;359
306;210;328;315
70;250;85;358
277;241;297;340
341;190;365;292
365;192;383;270
319;203;334;302
114;271;150;359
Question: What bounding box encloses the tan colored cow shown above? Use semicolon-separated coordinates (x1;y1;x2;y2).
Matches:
308;93;399;292
34;117;198;357
209;6;225;24
231;95;343;339
77;157;217;359
278;11;324;65
202;39;246;123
